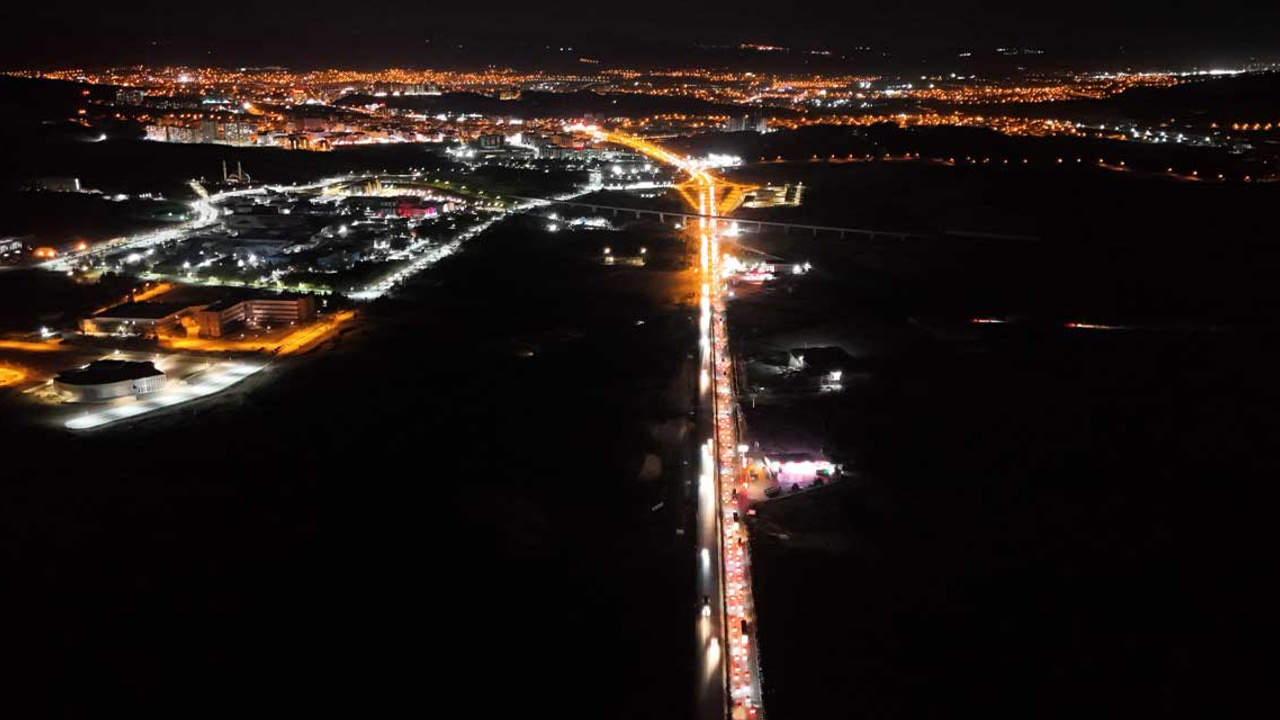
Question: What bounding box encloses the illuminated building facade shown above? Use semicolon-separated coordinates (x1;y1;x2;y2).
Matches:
194;296;317;338
54;360;167;402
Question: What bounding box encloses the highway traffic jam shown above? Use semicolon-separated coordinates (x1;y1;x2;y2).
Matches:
701;177;765;720
608;130;766;719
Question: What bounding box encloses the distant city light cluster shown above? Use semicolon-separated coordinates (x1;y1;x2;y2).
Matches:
781;111;1085;138
902;73;1178;104
6;60;1276;157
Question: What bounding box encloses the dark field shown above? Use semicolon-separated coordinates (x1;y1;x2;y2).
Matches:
724;158;1276;243
0;269;140;331
723;180;1280;718
749;327;1280;718
0;192;186;246
2;217;700;717
721;161;1280;325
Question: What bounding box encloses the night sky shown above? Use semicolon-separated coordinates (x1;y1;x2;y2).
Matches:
2;1;1277;69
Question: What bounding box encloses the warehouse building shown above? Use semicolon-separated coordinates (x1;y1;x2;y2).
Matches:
79;301;194;337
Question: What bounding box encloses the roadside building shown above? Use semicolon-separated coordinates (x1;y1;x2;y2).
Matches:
742;183;803;208
761;451;836;490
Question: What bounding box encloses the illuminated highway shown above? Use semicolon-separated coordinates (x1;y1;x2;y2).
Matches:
612;131;765;719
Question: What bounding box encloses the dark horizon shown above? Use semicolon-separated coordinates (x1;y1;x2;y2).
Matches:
2;2;1278;71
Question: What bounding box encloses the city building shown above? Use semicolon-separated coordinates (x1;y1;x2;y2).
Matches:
723;114;768;133
194;295;317;338
199;120;258;146
476;133;506;149
115;87;146;105
54;360;166;402
146;121;257;146
145;124;198;143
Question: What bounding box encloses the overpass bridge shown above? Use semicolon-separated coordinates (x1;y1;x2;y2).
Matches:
200;172;1039;244
508;195;1039;243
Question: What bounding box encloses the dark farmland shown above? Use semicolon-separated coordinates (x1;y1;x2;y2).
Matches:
723;170;1280;717
748;325;1280;718
721;159;1280;326
724;158;1275;244
1;217;699;717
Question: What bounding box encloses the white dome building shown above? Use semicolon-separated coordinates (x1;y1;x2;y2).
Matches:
54;360;167;402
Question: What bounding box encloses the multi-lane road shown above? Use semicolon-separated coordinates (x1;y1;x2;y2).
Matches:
609;131;766;720
701;172;765;720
